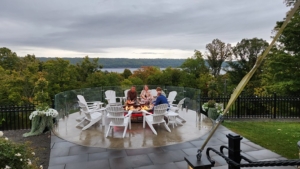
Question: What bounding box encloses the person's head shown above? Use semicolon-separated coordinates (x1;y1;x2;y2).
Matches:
144;85;149;91
130;86;136;92
156;87;162;96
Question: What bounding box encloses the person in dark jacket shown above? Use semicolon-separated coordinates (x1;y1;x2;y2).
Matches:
154;87;169;106
127;86;137;104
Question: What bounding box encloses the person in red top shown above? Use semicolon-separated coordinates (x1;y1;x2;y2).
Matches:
127;86;137;104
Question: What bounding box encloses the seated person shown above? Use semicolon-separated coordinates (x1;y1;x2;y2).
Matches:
127;86;137;104
140;85;153;104
153;87;169;109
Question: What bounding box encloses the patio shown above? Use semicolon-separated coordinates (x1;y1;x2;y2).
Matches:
52;109;213;149
49;123;296;169
50;87;297;168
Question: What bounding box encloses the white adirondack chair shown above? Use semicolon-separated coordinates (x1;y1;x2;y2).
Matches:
167;91;177;105
77;95;104;121
77;95;103;109
105;106;132;138
169;98;186;123
105;90;122;106
123;89;130;104
141;104;171;135
150;89;157;97
76;102;103;130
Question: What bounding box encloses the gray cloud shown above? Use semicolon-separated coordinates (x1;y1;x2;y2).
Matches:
0;0;289;57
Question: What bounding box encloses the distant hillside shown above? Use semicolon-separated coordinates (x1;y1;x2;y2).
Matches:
37;57;231;68
37;57;185;68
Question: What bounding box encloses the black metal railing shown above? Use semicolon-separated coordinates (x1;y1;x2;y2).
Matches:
0;104;35;130
0;100;55;131
200;93;300;119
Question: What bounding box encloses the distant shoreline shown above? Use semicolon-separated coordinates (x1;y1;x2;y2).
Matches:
102;68;167;73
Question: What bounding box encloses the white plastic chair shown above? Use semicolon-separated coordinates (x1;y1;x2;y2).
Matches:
77;95;103;109
105;106;132;138
141;104;171;135
150;89;157;97
77;95;104;121
105;90;122;106
123;89;130;104
167;91;177;105
169;98;186;123
76;102;103;130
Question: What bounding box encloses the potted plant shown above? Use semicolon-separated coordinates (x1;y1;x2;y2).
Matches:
202;80;223;120
23;77;58;137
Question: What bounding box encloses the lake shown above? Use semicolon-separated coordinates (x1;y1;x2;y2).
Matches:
102;68;166;73
102;68;226;74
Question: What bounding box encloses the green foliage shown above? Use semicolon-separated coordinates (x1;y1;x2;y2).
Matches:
128;76;143;85
0;136;40;169
207;80;218;99
207;100;216;108
43;58;78;97
122;68;132;79
34;77;50;111
180;50;209;78
275;7;300;55
76;56;102;82
206;39;231;77
0;47;20;71
226;38;269;95
261;49;300;95
0;118;4;126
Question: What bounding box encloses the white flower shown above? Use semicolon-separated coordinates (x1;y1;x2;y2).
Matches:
20;158;23;161
5;165;11;169
29;108;58;120
32;152;35;156
0;131;3;137
15;153;21;157
27;161;32;165
40;165;43;169
4;137;8;140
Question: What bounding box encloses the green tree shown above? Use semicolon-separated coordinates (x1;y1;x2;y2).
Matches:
122;68;132;79
0;47;20;71
274;7;300;55
43;58;78;97
261;48;300;95
180;50;209;78
85;72;109;87
105;72;123;86
226;38;269;95
19;54;40;102
76;56;102;82
128;76;143;85
206;39;231;77
131;66;160;84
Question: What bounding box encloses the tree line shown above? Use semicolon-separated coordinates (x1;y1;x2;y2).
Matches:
0;0;299;105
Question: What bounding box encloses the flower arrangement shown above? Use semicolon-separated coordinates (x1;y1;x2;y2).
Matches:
0;132;42;169
23;76;58;137
29;107;58;120
202;102;224;115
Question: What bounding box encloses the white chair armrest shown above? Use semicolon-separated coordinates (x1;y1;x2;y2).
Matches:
125;110;133;117
141;110;152;115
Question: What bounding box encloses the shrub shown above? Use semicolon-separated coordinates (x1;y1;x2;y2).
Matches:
0;133;42;169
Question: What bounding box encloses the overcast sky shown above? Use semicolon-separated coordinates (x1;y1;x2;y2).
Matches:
0;0;289;59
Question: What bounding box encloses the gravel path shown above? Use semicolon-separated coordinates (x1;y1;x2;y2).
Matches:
2;129;51;167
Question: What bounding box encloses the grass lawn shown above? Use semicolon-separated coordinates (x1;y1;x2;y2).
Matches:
222;120;300;159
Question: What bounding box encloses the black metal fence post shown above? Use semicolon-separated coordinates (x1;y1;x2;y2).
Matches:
273;92;277;119
227;133;243;169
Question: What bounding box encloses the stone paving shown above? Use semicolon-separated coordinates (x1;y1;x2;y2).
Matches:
48;125;297;169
